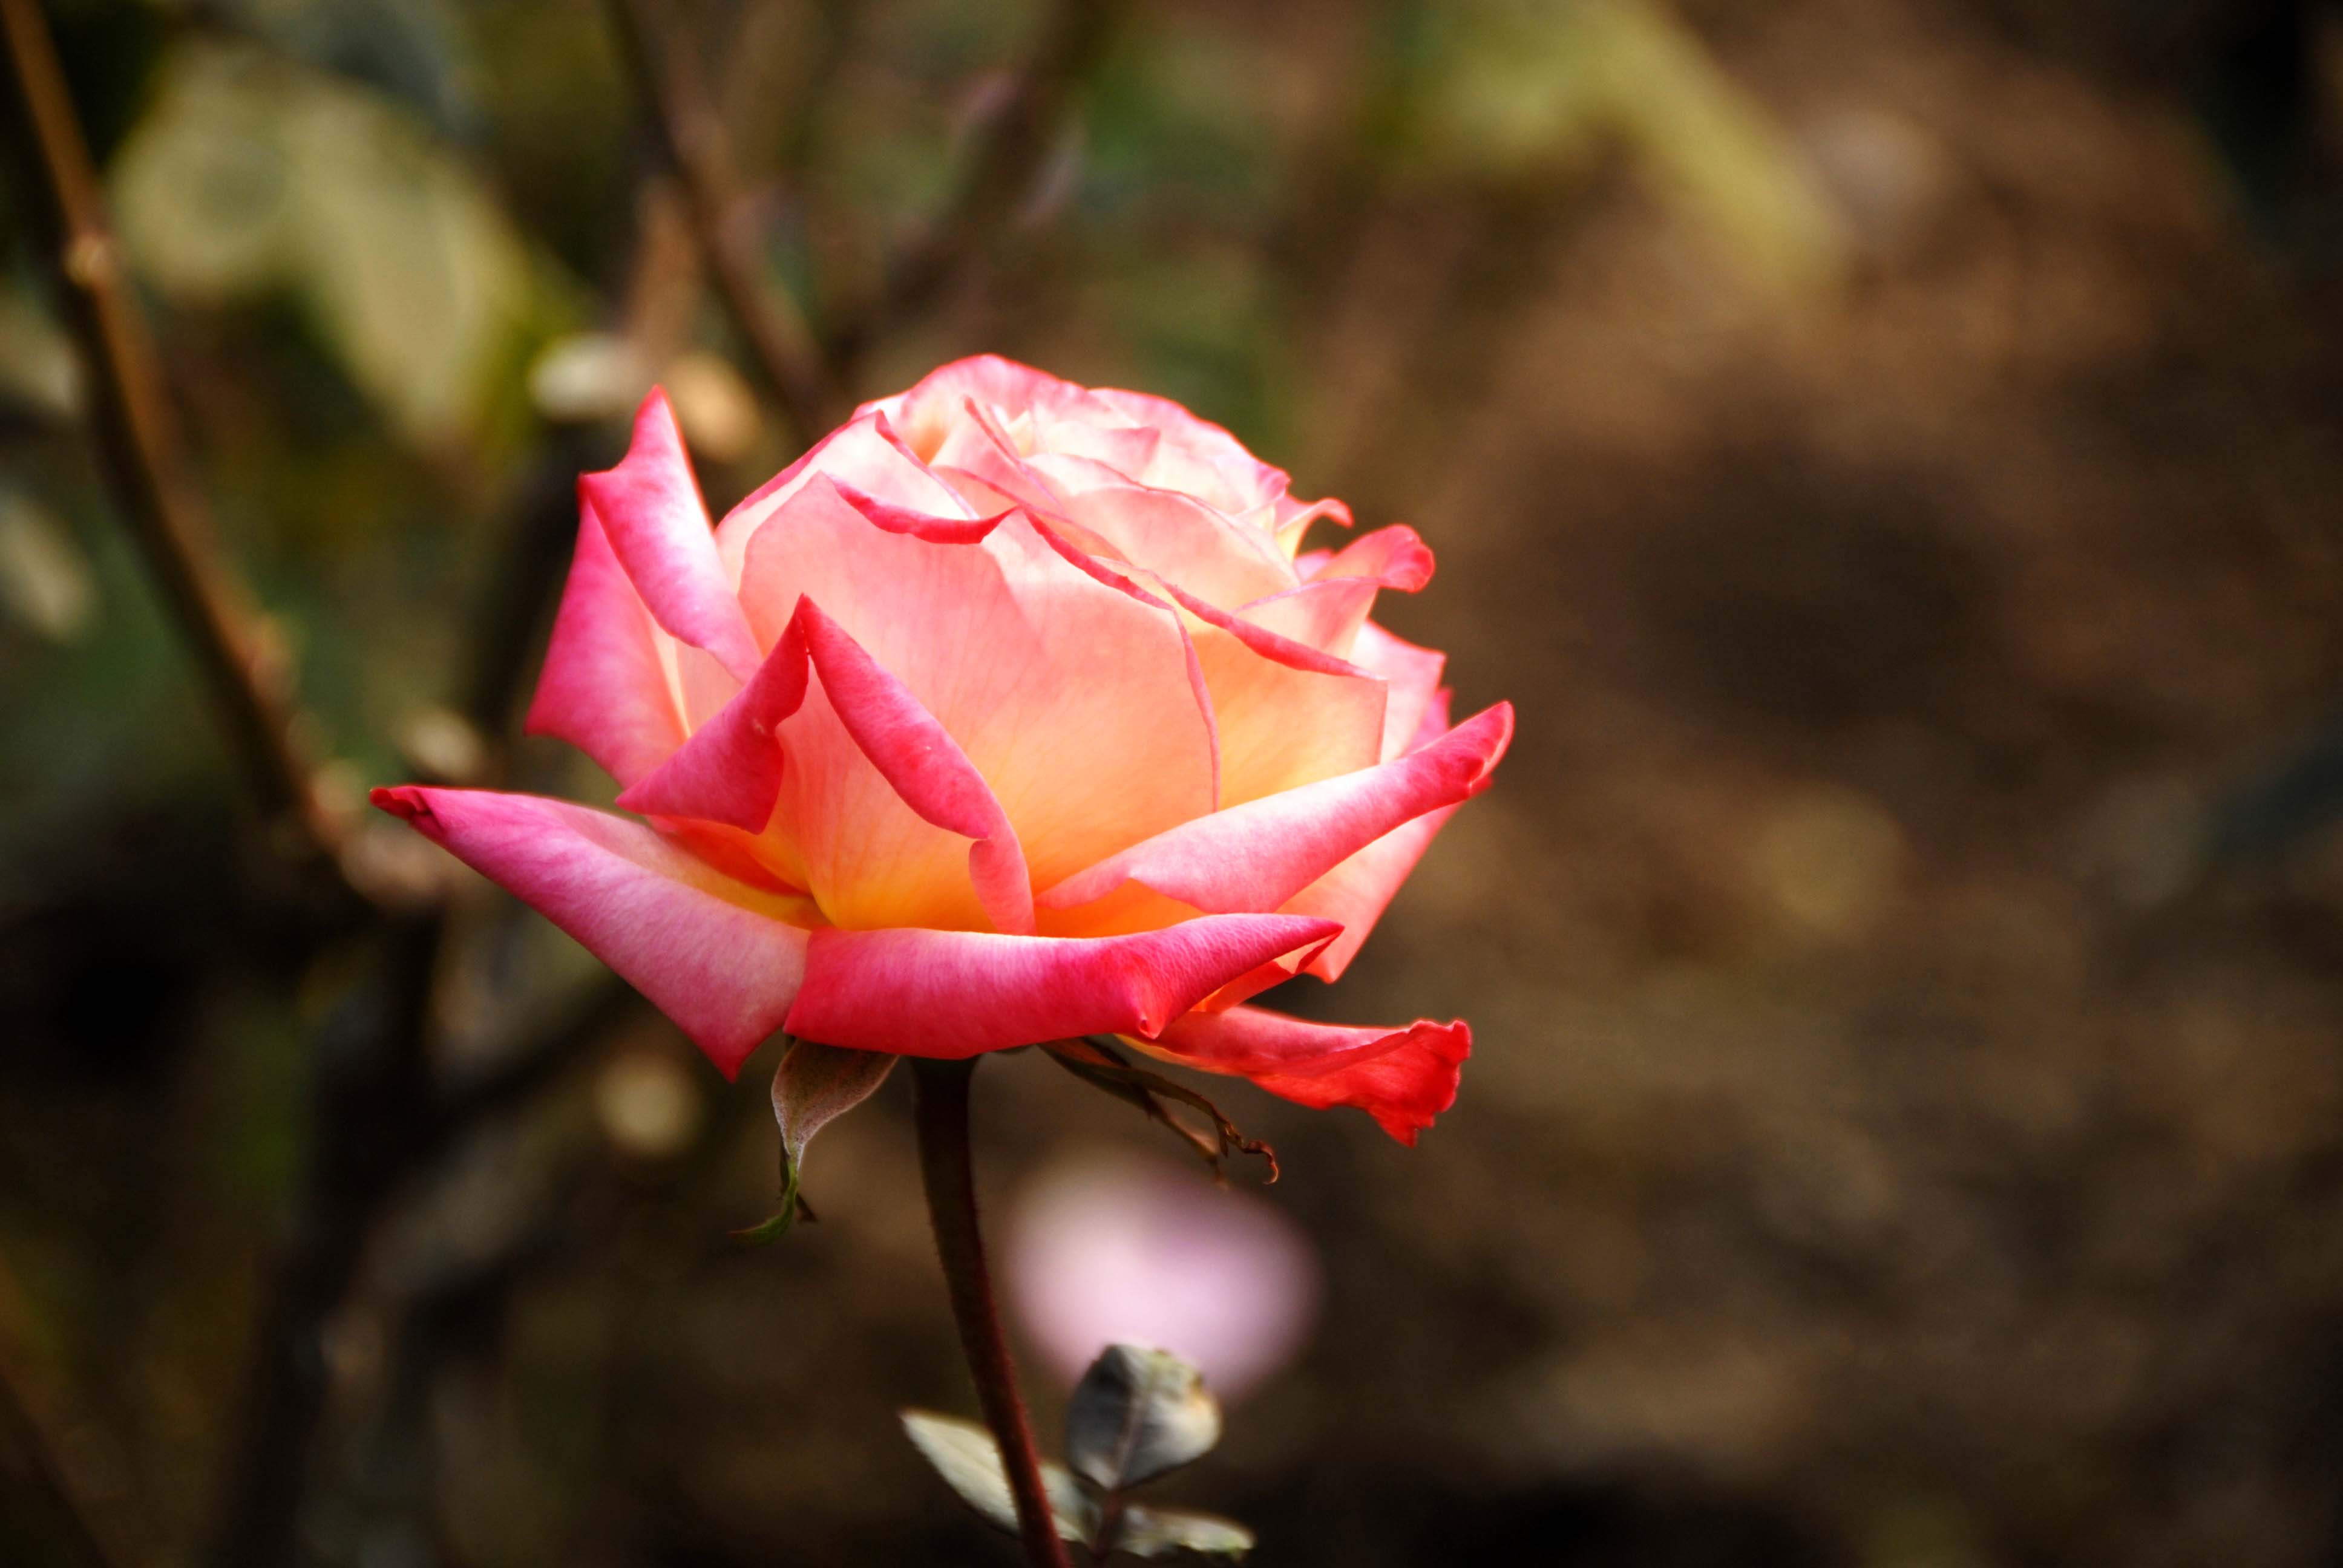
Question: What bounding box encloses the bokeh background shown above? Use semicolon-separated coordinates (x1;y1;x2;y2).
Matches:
8;0;2343;1564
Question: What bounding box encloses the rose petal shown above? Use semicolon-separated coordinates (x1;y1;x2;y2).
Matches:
1274;494;1353;556
370;786;813;1077
1308;524;1435;592
626;587;1039;934
580;390;760;682
1142;573;1389;808
1023;452;1298;609
863;354;1096;458
714;410;974;581
1282;688;1458;981
522;499;687;787
1141;1007;1473;1145
1085;385;1292;515
1040;703;1512;917
738;480;1214;916
615;611;811;831
784;915;1343;1057
1353;622;1447;763
794;598;1036;936
1234;575;1380;658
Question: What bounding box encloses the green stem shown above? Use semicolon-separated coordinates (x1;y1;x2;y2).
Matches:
913;1058;1072;1568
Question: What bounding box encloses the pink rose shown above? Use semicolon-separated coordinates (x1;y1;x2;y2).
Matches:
374;357;1510;1142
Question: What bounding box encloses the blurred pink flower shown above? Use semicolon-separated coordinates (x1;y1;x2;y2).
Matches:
1006;1152;1321;1402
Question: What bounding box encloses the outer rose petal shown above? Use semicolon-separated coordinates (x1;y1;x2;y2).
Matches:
582;390;760;682
1141;1007;1472;1146
1354;621;1447;762
784;915;1343;1057
1285;689;1458;982
522;500;686;788
1309;524;1436;592
1040;703;1513;916
370;786;813;1078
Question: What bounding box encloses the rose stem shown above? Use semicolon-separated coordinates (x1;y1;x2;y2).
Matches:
913;1057;1073;1568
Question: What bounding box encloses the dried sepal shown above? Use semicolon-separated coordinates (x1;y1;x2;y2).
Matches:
735;1036;896;1244
1045;1037;1279;1183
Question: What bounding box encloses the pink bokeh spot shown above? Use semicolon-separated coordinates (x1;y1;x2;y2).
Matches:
1004;1151;1322;1403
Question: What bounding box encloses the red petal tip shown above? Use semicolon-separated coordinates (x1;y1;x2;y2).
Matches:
370;785;429;823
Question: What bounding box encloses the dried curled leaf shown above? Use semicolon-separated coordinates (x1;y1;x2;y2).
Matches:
899;1410;1098;1544
735;1037;896;1244
1047;1037;1279;1183
1067;1344;1224;1492
1112;1503;1257;1560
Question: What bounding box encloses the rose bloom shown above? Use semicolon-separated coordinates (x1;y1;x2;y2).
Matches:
375;358;1510;1142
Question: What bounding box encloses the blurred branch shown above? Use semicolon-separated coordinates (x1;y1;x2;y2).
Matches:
0;0;346;881
205;913;442;1568
0;1370;120;1568
601;0;845;437
457;429;599;743
206;930;644;1568
0;1241;131;1568
205;150;700;1563
431;972;644;1142
823;0;1122;373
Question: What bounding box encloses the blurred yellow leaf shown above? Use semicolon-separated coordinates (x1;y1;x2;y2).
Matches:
0;489;96;643
1415;0;1851;293
110;42;537;445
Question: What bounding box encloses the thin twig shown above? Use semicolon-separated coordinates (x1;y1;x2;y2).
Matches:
200;275;654;1568
0;1370;122;1568
601;0;846;438
0;1241;130;1568
431;973;645;1141
824;0;1121;372
913;1058;1073;1568
0;0;342;875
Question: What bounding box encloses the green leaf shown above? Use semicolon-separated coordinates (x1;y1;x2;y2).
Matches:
735;1037;895;1245
1112;1503;1256;1560
1066;1345;1223;1493
898;1411;1098;1544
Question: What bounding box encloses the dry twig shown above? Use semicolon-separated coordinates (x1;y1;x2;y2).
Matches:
0;0;343;878
602;0;847;437
824;0;1122;371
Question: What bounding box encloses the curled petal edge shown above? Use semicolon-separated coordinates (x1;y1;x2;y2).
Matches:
370;785;810;1079
1039;702;1513;916
614;595;1036;935
1141;1006;1473;1146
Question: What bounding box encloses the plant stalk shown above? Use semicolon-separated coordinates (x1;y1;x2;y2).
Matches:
913;1057;1072;1568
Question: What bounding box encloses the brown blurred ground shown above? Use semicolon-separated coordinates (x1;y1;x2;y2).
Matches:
10;1;2343;1564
